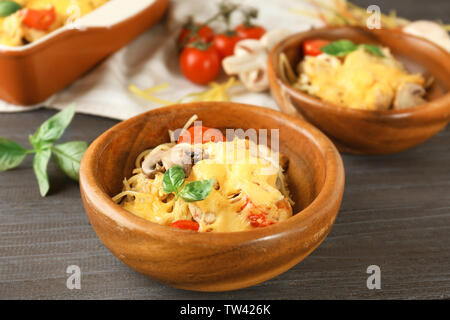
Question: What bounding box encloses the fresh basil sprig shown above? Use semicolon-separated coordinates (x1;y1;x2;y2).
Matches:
359;44;384;57
321;40;357;57
0;105;88;197
163;165;186;195
52;141;88;181
0;1;22;18
321;40;384;57
33;149;52;197
163;165;214;202
179;179;215;202
0;138;28;171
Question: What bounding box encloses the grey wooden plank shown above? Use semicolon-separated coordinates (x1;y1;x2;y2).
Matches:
351;0;450;22
1;0;450;299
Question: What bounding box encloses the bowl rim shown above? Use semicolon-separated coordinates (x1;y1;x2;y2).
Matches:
79;102;345;245
269;26;450;121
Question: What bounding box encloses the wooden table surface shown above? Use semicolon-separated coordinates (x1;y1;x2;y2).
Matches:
1;0;449;300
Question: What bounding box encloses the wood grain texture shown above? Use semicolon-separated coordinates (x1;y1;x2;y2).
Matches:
1;0;450;299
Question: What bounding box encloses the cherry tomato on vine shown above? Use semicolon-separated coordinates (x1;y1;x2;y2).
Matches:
303;39;330;56
178;126;224;144
179;44;221;84
177;23;215;46
235;24;266;40
21;6;56;30
212;33;241;59
170;220;200;231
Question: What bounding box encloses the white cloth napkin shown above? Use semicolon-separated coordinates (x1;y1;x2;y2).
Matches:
0;0;322;120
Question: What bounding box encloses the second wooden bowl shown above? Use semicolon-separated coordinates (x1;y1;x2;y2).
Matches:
79;102;345;292
268;27;450;154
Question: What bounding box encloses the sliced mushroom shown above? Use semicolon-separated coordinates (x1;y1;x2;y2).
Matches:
141;148;168;178
222;39;269;92
235;39;266;56
221;29;300;92
222;40;267;74
239;68;269;92
160;143;195;177
142;144;209;178
393;82;427;110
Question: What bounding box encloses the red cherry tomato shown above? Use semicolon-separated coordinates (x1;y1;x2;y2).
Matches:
248;213;274;228
178;24;215;46
303;39;330;56
21;6;56;31
178;126;224;144
212;33;241;59
179;44;221;84
235;24;266;40
170;220;200;231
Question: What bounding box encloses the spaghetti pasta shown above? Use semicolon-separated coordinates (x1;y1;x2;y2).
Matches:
113;115;294;232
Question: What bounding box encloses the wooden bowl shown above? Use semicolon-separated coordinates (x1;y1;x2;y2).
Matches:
268;26;450;154
79;102;345;292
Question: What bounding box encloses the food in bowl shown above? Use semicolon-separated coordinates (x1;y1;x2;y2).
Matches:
0;0;108;46
112;115;293;233
282;39;429;111
80;102;345;291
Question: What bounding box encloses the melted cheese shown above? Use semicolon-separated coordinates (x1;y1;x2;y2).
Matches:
0;0;108;46
0;13;23;46
119;139;293;233
299;48;425;110
26;0;108;21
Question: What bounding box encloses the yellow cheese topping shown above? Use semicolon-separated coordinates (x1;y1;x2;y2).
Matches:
26;0;108;21
299;48;425;110
0;0;108;46
119;139;293;233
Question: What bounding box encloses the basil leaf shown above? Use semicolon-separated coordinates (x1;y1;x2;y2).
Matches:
163;165;185;194
321;40;357;57
359;44;384;57
33;149;51;197
0;1;22;18
52;141;88;181
0;137;27;172
179;179;214;202
30;105;76;149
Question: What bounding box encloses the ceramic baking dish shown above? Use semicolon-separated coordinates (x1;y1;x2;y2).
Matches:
0;0;168;106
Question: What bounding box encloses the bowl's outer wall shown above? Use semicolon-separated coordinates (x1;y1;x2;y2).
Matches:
79;103;345;291
268;27;450;154
0;0;168;105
